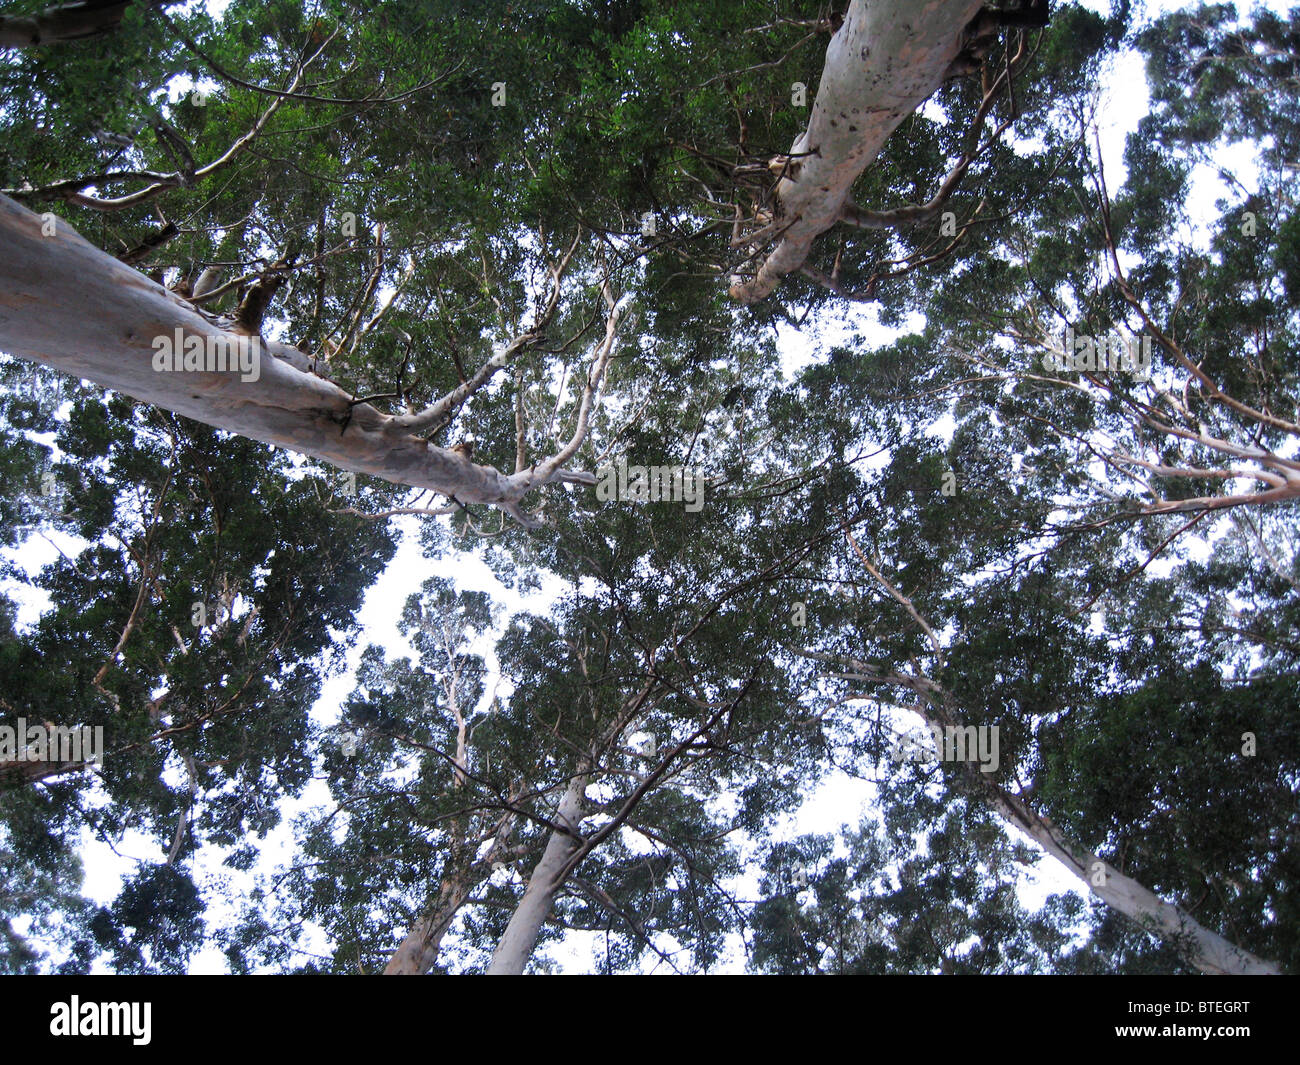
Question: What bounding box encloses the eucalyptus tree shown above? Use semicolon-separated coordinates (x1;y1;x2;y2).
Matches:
758;2;1299;975
0;0;1081;525
227;312;871;972
0;359;398;970
5;0;1297;977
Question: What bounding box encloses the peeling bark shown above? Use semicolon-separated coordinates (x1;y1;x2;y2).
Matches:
729;0;986;304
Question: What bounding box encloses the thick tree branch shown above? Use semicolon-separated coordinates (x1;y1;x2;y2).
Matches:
0;195;579;527
728;0;987;304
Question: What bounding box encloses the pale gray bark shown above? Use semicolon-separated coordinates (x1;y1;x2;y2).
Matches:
0;194;597;526
888;675;1284;973
730;0;986;304
989;788;1282;975
485;776;586;975
880;677;1283;973
384;623;500;975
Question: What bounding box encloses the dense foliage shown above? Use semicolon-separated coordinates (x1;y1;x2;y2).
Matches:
1;0;1296;973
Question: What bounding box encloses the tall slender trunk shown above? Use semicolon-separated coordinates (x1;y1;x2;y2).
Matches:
901;697;1285;973
384;702;500;975
834;538;1282;974
383;874;473;975
485;776;586;975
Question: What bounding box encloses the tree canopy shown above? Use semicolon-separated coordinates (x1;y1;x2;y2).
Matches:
0;0;1297;975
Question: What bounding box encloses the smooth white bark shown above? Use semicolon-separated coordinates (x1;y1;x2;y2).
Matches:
485;776;586;975
0;194;583;523
910;704;1282;974
383;876;471;975
730;0;986;304
988;788;1282;974
816;522;1283;977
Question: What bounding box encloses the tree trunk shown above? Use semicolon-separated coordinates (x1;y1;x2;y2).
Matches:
0;194;572;517
989;787;1282;975
383;874;473;975
0;0;136;49
837;537;1283;974
729;0;986;304
485;776;586;975
891;684;1284;973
